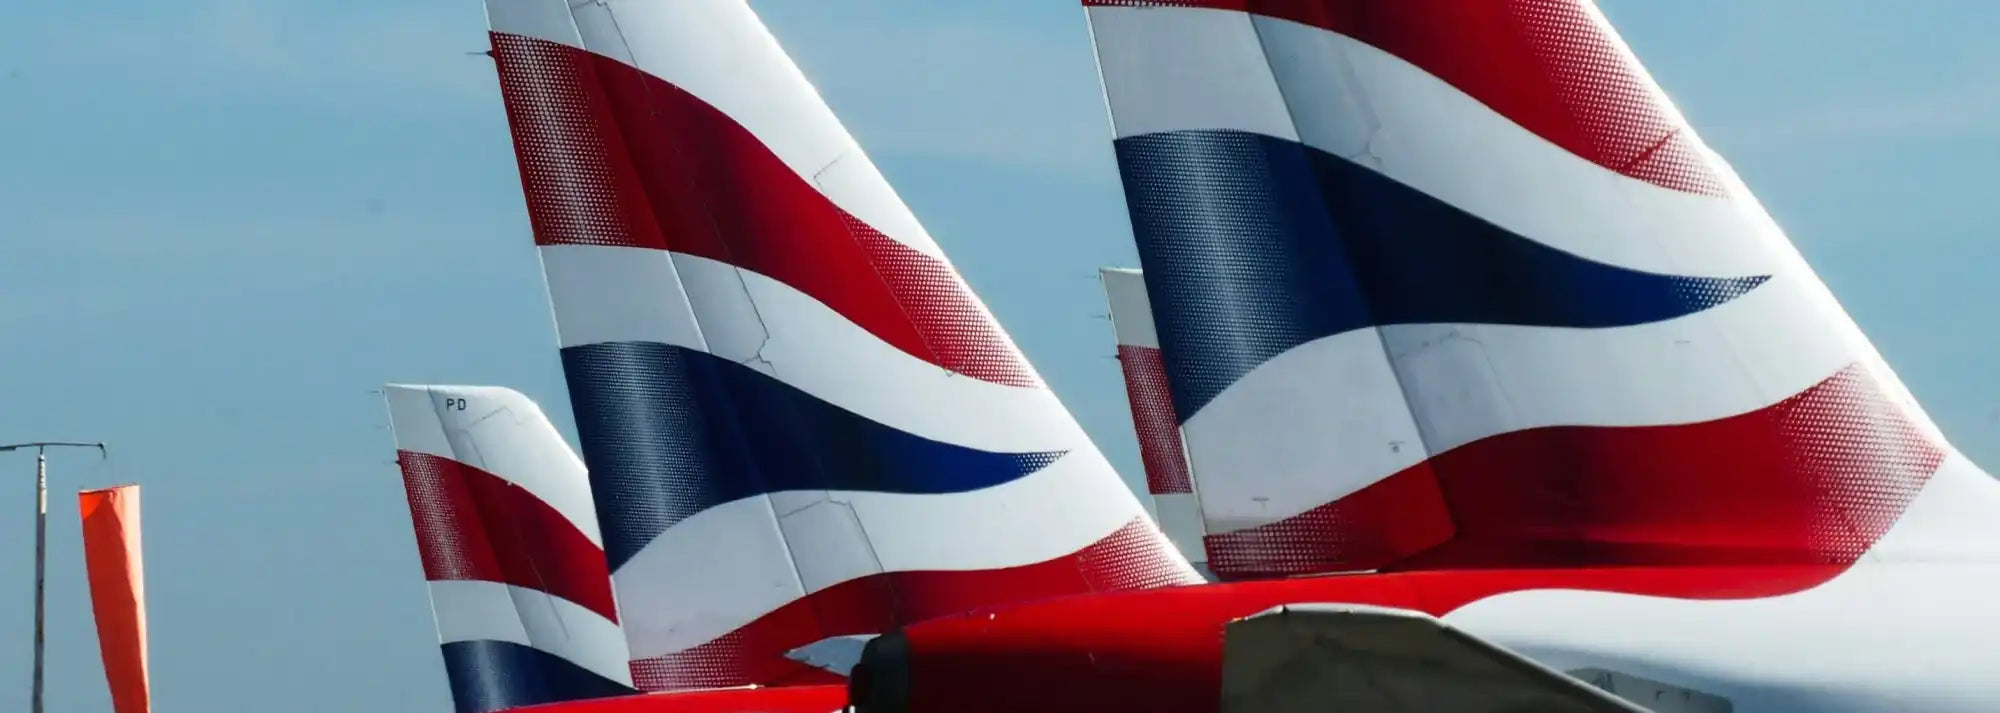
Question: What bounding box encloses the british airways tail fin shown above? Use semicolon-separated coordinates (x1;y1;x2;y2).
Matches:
1084;0;2000;580
1101;267;1209;577
382;384;633;713
482;0;1199;691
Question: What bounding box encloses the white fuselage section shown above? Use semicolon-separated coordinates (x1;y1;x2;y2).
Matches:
1441;456;2000;712
1447;561;2000;712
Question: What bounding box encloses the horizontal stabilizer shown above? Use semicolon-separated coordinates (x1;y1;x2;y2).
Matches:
1221;604;1649;713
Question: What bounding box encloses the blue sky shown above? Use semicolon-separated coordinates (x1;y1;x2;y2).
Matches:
0;1;1995;711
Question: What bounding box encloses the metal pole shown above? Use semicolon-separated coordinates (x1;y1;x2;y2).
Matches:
31;450;44;713
0;441;106;713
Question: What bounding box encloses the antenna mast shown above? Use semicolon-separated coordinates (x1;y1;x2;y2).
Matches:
0;441;108;713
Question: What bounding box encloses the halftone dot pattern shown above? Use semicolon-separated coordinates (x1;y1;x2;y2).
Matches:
440;641;635;713
562;342;1067;572
395;450;621;621
629;624;841;693
397;449;632;713
1114;129;1766;423
559;343;718;573
1114;130;1367;420
1510;0;1723;195
1086;1;1933;583
1115;345;1194;494
490;32;660;250
399;451;491;583
1669;275;1772;309
1212;364;1944;577
847;215;1040;389
1078;518;1209;590
1203;463;1455;580
627;517;1200;691
1778;366;1942;561
1083;0;1728;196
1306;148;1768;329
495;32;1034;387
490;13;1198;696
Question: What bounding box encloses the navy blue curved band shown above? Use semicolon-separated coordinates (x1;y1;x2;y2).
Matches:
440;640;634;713
562;341;1068;570
1113;129;1768;420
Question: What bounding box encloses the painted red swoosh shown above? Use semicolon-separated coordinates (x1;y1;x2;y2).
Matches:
1084;0;1724;196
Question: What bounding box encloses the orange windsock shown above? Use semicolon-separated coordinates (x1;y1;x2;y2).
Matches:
79;484;150;713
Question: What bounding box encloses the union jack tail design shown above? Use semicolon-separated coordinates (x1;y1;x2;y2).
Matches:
1083;0;2000;581
482;0;1200;692
383;384;633;713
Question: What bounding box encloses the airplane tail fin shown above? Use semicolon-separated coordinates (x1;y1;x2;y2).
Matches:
1083;0;1999;579
382;384;633;713
482;0;1199;691
1101;267;1208;577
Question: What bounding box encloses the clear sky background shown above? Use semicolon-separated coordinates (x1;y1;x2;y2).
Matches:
0;1;1995;711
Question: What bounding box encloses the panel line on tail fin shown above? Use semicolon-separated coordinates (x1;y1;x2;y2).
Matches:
486;0;1197;692
397;450;621;620
1115;128;1768;420
1083;0;1725;197
559;341;1070;570
428;580;634;687
490;30;1036;388
383;384;634;713
1083;0;1985;582
625;516;1192;691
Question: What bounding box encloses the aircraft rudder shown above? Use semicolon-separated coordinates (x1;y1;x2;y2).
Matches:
381;384;633;713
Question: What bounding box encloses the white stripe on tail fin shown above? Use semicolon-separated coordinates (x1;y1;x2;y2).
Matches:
481;0;1199;691
382;384;633;713
1101;267;1209;577
1083;0;2000;580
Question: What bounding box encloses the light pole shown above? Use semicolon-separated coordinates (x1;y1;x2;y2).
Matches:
0;442;106;713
